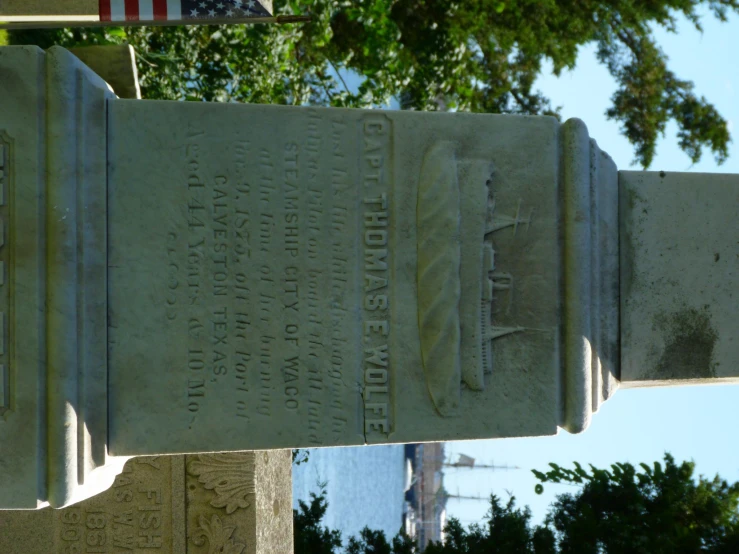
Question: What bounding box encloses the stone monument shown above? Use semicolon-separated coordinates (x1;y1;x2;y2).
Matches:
0;450;294;554
0;45;736;510
68;45;141;99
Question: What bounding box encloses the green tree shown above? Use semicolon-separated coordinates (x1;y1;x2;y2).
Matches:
294;454;739;552
425;453;739;553
8;1;737;167
533;453;739;554
346;527;417;554
423;495;555;554
294;489;343;554
294;488;415;554
294;449;311;466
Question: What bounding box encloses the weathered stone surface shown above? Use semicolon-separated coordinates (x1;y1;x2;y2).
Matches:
620;171;739;386
0;45;118;510
0;450;293;554
69;45;141;99
0;0;99;22
105;103;574;457
1;45;737;510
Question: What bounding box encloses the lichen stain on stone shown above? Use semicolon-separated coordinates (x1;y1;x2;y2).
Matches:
652;308;718;380
620;185;649;301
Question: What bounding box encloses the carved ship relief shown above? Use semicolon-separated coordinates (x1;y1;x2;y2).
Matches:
416;142;462;416
417;143;533;416
481;196;532;374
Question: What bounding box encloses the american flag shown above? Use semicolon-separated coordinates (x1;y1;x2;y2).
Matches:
99;0;272;22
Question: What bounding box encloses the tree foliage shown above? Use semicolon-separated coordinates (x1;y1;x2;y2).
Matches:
9;1;736;166
294;488;415;554
424;495;556;554
425;454;739;553
294;490;343;554
294;454;738;553
294;449;311;466
533;453;739;554
346;527;417;554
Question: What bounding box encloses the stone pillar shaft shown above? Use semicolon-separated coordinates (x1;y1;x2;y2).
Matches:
0;45;737;509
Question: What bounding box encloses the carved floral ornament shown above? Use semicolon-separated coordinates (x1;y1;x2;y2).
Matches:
188;452;256;514
192;514;246;554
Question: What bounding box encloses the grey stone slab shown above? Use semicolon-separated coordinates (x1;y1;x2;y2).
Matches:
69;46;141;99
620;171;739;386
0;0;99;22
0;45;48;511
0;450;293;554
104;104;568;455
0;45;118;510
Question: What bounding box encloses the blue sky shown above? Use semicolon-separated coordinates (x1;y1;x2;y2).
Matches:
444;8;739;526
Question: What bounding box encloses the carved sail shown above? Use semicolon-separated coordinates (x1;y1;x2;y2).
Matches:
416;142;462;416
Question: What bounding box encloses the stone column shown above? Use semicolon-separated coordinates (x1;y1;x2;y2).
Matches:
619;171;737;387
0;45;116;510
68;45;141;99
0;45;736;509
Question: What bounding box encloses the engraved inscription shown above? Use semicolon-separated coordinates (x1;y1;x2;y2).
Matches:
181;125;255;424
162;111;363;446
326;112;353;443
110;461;165;549
361;116;392;437
54;456;169;553
58;507;109;554
0;132;10;416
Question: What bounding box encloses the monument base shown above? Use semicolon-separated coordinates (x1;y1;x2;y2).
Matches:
0;450;293;554
0;46;115;509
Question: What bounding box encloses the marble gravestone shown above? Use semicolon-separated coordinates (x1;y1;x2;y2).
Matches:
0;45;737;510
68;45;141;99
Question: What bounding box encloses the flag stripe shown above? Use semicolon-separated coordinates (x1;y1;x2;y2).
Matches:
153;0;168;19
110;0;126;21
139;0;154;20
166;0;181;19
99;0;112;21
103;0;271;22
124;0;139;20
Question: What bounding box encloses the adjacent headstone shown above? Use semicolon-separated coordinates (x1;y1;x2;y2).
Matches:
0;45;737;510
0;0;100;23
0;450;293;554
69;45;141;99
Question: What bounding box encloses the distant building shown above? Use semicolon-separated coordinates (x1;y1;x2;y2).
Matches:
404;443;447;549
